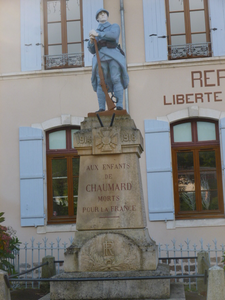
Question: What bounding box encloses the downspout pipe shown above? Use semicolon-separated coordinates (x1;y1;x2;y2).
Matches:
120;0;129;113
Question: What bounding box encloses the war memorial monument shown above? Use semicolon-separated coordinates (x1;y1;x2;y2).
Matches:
49;8;185;300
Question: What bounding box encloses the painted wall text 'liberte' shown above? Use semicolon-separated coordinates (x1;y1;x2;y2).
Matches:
164;69;225;105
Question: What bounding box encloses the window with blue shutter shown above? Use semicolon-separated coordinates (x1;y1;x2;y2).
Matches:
42;0;103;69
43;0;84;69
46;127;80;224
171;119;224;219
143;0;225;61
19;127;45;227
144;120;174;221
21;0;42;71
165;0;211;60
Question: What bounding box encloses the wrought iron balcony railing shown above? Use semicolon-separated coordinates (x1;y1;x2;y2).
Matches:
44;52;83;69
168;42;211;60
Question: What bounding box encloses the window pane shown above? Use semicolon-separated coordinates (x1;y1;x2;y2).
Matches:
67;21;81;43
169;0;184;11
68;44;82;53
180;192;196;211
199;151;216;169
53;196;68;217
190;11;206;33
48;23;62;44
189;0;204;10
49;130;66;149
74;196;78;215
177;152;196;211
71;129;79;147
202;190;218;210
177;152;194;170
199;152;218;210
53;197;68;216
191;33;206;44
73;177;79;196
52;159;68;216
197;122;216;141
66;0;80;20
73;158;80;176
171;35;186;45
52;159;67;177
178;173;195;192
48;45;62;55
173;122;192;142
201;172;217;191
73;177;79;215
170;12;185;34
47;1;61;22
73;156;79;216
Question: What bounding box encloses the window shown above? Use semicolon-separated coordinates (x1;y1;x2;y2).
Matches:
165;0;211;59
171;119;224;219
43;0;84;69
46;127;80;224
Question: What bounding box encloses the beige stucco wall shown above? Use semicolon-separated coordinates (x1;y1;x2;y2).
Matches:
1;0;225;248
0;0;21;74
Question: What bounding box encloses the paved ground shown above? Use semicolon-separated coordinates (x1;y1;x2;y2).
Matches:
11;289;207;300
11;289;47;300
185;291;206;300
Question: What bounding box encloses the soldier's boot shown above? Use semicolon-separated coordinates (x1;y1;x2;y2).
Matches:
114;88;124;110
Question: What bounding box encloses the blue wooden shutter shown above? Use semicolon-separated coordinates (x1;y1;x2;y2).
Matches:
19;127;45;226
145;120;174;221
83;0;103;66
209;0;225;57
220;118;225;192
21;0;42;71
143;0;167;62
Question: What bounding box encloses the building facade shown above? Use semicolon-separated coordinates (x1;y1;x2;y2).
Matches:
1;0;225;245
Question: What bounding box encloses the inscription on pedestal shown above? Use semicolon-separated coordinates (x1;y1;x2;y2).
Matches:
76;154;145;230
121;131;137;143
76;132;92;145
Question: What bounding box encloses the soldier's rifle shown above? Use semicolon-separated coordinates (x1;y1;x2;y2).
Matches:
93;38;116;111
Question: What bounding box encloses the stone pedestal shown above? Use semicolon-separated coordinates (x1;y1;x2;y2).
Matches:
50;114;170;299
64;228;158;272
51;265;170;300
75;115;146;231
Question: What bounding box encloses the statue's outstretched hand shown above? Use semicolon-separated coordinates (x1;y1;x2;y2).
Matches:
89;29;99;43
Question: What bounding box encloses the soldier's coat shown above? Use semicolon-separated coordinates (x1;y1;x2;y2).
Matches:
88;21;129;93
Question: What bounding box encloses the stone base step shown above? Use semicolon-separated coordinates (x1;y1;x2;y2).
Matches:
39;283;185;300
50;266;171;299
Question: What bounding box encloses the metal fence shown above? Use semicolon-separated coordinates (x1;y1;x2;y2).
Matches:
158;238;224;289
9;237;225;289
9;236;74;289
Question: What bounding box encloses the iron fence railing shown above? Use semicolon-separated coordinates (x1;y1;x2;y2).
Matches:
7;237;225;290
158;238;224;289
9;236;73;289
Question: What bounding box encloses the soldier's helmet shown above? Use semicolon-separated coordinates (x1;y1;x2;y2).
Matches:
96;8;109;21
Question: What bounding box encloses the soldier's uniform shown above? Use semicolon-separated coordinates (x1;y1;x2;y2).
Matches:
88;9;129;111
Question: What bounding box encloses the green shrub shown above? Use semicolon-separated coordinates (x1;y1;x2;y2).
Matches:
0;212;20;274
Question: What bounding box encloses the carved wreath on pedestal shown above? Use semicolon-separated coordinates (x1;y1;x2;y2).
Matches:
79;233;141;272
